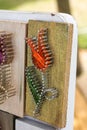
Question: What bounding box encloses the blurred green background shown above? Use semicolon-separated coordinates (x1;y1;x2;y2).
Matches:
0;0;87;49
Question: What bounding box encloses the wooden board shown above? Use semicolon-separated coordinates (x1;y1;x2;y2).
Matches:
0;110;14;130
25;20;73;128
0;20;27;117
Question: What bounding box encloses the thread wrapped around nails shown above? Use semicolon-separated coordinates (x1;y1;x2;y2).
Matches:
26;28;53;71
0;31;16;104
0;64;16;104
0;34;6;64
26;28;58;116
0;31;14;65
25;66;45;116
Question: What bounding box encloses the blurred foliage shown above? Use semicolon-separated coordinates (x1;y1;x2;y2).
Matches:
79;34;87;49
0;0;87;49
0;0;39;9
0;0;56;11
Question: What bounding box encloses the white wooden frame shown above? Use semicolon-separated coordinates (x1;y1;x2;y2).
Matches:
0;10;77;130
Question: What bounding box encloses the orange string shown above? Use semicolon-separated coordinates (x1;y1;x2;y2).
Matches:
27;39;47;70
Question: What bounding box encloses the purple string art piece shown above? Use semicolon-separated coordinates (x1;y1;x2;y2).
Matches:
0;32;16;104
0;36;6;64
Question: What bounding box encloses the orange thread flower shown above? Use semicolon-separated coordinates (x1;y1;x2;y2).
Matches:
26;29;53;71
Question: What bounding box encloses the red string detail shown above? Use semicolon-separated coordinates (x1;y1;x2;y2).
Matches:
26;29;53;71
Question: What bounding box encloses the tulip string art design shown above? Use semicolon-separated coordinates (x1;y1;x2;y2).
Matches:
26;28;58;116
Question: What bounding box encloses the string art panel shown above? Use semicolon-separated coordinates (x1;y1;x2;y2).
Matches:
25;20;73;128
0;21;26;117
0;31;16;104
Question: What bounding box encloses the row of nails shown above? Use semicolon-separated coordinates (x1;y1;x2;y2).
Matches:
25;66;45;115
0;64;13;92
26;28;53;71
0;32;15;103
0;32;13;65
26;29;56;115
25;66;58;116
38;29;53;67
0;87;16;104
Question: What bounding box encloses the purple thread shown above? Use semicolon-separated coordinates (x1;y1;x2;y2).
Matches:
0;36;6;64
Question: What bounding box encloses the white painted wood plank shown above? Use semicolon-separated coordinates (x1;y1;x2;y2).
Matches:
0;21;26;117
61;14;78;130
16;117;56;130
